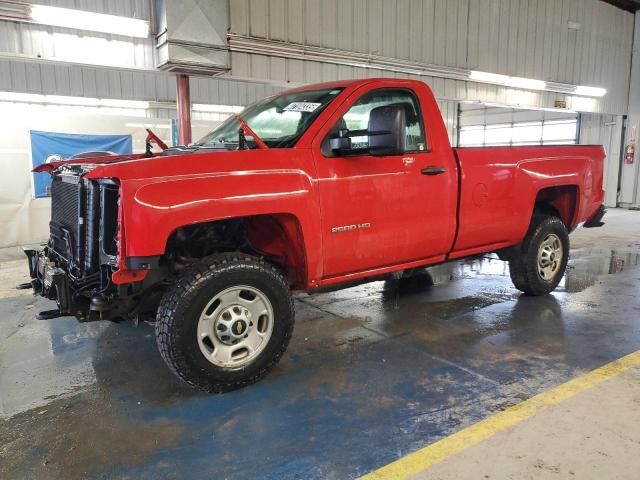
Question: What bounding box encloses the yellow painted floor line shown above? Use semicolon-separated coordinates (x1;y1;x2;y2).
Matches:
360;350;640;480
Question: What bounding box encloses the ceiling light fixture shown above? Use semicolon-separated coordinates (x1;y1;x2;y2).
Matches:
30;4;150;38
0;91;45;102
0;91;149;109
574;86;607;97
468;70;605;97
471;71;547;92
124;123;172;129
192;104;245;113
101;99;150;109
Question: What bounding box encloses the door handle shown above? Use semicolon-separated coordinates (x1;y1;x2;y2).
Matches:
421;166;446;176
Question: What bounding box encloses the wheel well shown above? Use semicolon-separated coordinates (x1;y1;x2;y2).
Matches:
534;185;578;228
164;214;307;288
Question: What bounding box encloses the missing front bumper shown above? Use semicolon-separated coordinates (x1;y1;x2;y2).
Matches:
23;247;73;316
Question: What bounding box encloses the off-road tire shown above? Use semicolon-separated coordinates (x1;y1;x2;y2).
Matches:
155;253;294;392
509;215;569;295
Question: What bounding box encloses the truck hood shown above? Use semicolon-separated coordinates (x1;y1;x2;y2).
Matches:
33;149;282;180
46;148;292;182
32;152;152;174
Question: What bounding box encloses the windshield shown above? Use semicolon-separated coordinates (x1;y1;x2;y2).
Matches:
195;88;343;149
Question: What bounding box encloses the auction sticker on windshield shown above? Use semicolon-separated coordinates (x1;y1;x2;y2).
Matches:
283;102;322;112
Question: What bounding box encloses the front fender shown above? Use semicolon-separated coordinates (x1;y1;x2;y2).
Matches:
119;169;321;282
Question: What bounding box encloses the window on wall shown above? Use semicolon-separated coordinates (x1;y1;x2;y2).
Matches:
457;105;578;147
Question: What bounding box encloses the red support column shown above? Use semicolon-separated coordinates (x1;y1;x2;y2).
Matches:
176;74;192;145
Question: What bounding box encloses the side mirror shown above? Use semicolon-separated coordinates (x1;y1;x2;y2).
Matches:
368;105;406;156
329;129;352;152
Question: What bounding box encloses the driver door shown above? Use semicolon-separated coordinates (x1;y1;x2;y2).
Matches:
313;86;457;278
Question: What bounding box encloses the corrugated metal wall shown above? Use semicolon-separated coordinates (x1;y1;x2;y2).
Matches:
229;0;636;114
0;0;154;68
0;24;153;69
0;0;635;115
0;59;283;108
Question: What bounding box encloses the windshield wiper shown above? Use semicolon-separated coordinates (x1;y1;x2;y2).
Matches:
232;114;268;150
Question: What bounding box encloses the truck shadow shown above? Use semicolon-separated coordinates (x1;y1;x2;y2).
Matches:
90;321;199;404
87;246;640;406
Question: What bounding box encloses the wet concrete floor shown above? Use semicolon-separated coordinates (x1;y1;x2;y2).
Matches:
1;221;639;479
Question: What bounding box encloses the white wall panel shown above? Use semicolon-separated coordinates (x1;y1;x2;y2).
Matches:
229;0;635;115
579;113;623;207
0;110;169;248
0;106;221;247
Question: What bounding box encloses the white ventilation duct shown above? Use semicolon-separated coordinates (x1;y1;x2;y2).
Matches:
154;0;229;76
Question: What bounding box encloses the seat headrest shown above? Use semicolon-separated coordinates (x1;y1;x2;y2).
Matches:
388;102;418;124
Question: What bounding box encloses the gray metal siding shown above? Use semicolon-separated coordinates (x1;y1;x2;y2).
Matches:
229;0;635;114
0;0;634;116
0;21;155;70
0;0;154;69
0;58;283;105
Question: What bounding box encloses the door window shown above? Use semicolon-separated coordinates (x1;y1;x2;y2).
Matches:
331;89;427;153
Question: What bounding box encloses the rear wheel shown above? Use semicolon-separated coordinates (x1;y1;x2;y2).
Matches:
509;215;569;295
155;253;294;392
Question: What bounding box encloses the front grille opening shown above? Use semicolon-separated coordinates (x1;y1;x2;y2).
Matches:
50;177;81;263
101;186;119;256
51;180;80;230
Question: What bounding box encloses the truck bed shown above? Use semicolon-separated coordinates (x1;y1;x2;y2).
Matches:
450;144;606;259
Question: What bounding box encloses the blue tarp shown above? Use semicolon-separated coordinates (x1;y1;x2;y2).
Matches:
30;130;132;198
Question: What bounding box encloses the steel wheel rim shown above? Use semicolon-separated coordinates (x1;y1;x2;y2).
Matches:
537;233;563;281
197;285;274;368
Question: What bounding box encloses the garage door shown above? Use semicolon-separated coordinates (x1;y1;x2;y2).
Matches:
458;105;579;147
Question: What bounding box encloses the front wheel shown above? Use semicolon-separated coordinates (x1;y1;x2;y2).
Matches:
155;253;294;392
509;215;569;295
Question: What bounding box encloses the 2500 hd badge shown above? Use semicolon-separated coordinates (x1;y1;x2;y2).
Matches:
331;222;372;233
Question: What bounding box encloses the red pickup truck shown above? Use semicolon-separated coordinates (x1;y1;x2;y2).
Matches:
24;78;606;392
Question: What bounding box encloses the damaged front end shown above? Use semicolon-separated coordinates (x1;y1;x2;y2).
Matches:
21;164;153;322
